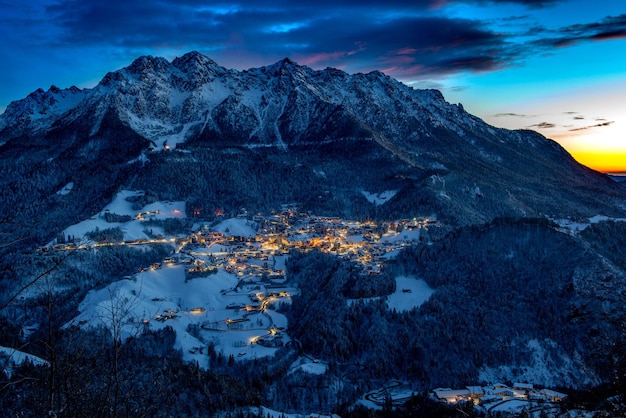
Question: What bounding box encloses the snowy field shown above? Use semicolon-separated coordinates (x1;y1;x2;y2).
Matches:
553;214;626;233
288;357;327;375
1;346;48;377
359;381;414;410
361;190;398;206
380;227;421;244
211;217;258;237
57;190;186;244
347;276;434;311
386;276;434;312
257;406;339;418
65;264;291;368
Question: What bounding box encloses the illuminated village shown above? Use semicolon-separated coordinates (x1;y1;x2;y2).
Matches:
48;196;436;369
184;206;433;280
43;198;571;414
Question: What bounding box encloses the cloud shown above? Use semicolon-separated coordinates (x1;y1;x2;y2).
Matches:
569;121;614;131
18;0;511;79
0;0;623;90
533;14;626;48
528;122;556;129
494;112;530;117
460;0;563;6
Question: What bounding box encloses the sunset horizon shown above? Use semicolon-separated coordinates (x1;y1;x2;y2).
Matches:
1;0;625;172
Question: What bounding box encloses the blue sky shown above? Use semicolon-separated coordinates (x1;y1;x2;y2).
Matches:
1;0;624;171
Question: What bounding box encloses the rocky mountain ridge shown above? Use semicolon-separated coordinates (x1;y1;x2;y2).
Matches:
1;51;625;229
1;51;626;416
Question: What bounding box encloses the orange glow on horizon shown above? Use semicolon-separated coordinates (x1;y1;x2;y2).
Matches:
550;124;625;174
569;150;626;173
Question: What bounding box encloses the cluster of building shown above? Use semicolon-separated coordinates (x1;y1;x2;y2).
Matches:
185;208;436;281
432;382;568;405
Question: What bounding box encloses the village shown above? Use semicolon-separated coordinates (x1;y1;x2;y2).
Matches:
32;193;578;415
141;207;438;355
361;381;568;416
49;194;438;368
180;206;435;281
432;383;568;415
46;202;437;284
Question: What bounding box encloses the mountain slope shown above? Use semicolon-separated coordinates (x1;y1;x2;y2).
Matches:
2;52;626;415
1;51;625;236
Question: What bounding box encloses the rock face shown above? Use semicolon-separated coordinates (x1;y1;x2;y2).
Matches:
1;51;625;227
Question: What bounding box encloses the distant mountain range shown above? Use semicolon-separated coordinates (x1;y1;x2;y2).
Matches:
1;51;625;232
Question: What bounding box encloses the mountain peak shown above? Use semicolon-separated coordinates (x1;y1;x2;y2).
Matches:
27;88;46;99
172;51;219;71
263;57;300;75
127;55;170;75
1;52;624;226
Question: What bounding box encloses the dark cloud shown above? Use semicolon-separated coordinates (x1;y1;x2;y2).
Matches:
533;14;626;48
494;112;530;117
37;0;516;78
0;0;623;92
563;112;586;121
569;121;614;131
459;0;562;6
528;122;556;129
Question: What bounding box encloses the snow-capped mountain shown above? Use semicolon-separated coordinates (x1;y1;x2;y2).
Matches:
2;51;478;152
2;52;626;415
1;51;625;227
0;84;87;140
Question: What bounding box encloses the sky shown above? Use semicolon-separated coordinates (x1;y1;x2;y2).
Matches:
0;0;624;173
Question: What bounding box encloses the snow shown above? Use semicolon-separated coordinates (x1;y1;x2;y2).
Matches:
66;264;290;368
1;346;48;377
57;190;186;243
212;217;258;238
478;338;598;388
289;357;327;375
552;214;626;233
386;276;434;312
380;228;421;244
361;190;398;206
56;182;74;195
359;381;414;410
488;399;529;413
314;169;327;178
257;406;338;418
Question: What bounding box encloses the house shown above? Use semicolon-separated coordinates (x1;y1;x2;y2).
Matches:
512;382;534;398
433;388;470;403
492;387;514;398
513;382;533;391
466;386;484;399
540;389;568;402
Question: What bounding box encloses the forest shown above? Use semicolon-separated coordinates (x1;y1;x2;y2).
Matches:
1;217;625;416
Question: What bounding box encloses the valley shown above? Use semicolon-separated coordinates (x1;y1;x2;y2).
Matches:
48;191;435;368
2;52;626;416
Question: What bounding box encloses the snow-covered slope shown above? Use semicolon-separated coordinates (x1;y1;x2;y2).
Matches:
1;51;624;227
0;85;88;142
0;51;500;154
